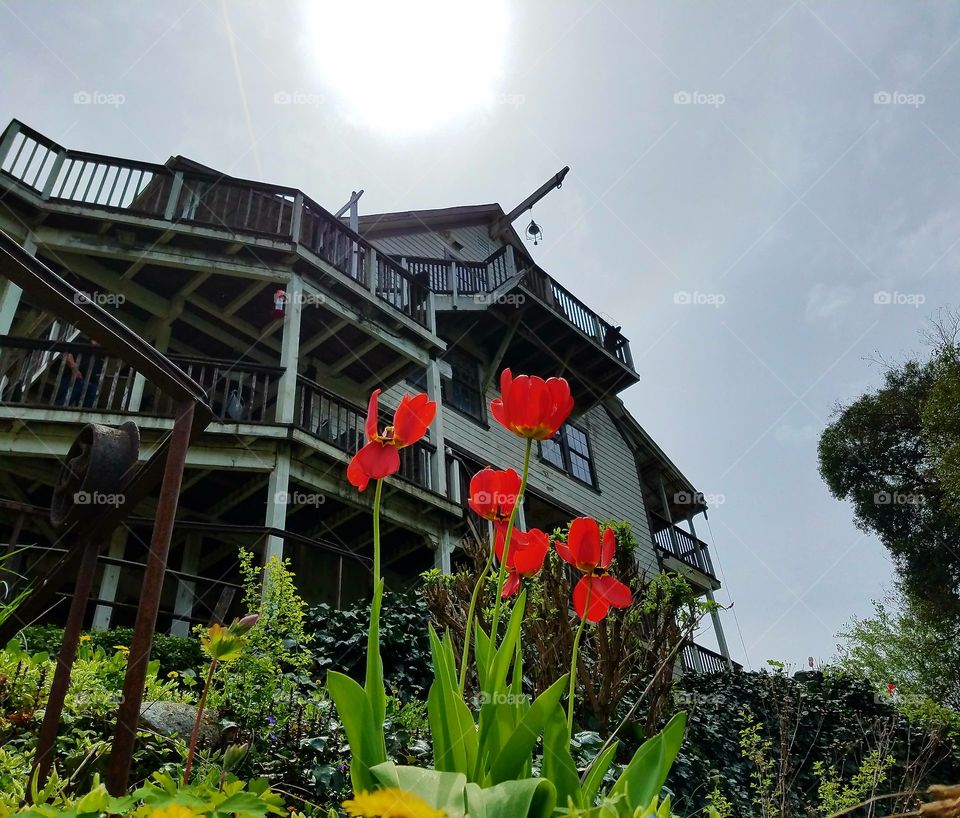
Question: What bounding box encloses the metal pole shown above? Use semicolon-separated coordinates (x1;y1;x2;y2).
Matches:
107;400;195;795
31;539;99;792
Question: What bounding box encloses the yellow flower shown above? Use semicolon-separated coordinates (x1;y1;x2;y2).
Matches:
343;788;447;818
79;634;92;642
114;645;129;653
148;805;201;818
167;671;179;678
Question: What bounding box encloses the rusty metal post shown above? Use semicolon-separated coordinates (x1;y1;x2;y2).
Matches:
107;401;194;795
30;538;100;793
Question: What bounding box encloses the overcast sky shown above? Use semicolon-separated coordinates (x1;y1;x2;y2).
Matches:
2;0;958;668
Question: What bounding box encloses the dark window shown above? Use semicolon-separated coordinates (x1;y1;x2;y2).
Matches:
442;350;485;422
540;422;596;486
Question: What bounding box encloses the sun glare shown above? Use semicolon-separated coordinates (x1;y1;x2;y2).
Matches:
303;0;509;135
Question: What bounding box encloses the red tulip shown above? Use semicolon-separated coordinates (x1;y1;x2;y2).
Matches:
494;523;550;598
555;517;632;622
468;467;521;522
347;389;436;492
490;369;574;440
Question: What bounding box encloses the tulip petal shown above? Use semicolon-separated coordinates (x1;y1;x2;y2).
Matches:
365;389;382;442
573;576;611;623
502;571;521;598
347;441;401;492
567;517;601;572
600;527;617;570
512;529;549;576
393;392;436;447
593;574;633;609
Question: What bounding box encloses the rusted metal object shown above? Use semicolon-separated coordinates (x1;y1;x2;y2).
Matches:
30;539;99;794
106;400;196;795
50;422;140;528
0;229;212;794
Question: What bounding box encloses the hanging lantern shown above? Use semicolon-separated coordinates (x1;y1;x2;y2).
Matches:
273;288;286;319
525;218;543;246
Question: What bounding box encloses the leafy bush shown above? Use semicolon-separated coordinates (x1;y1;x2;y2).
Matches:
305;588;433;702
668;665;960;816
15;626;204;679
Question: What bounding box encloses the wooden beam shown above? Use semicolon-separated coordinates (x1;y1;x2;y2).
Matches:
491;166;569;239
224;281;265;316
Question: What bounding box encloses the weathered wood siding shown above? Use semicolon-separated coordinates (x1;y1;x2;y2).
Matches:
369;225;496;263
380;380;659;576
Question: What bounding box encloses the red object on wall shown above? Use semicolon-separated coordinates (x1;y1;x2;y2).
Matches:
273;288;286;319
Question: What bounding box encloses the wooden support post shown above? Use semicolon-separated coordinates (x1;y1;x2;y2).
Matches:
276;274;302;425
449;260;458;300
435;531;453;574
688;513;733;670
91;527;128;631
263;449;291;563
107;400;194;795
290;191;303;244
170;532;201;636
0;237;33;334
367;248;378;296
163;171;184;221
447;457;462;506
424;360;448;498
40;149;65;200
0;121;21;168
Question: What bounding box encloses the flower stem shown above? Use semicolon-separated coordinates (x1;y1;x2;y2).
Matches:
458;540;495;694
183;658;217;786
566;583;591;741
489;438;533;648
365;479;386;751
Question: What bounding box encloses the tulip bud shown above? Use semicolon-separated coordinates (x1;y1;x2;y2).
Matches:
230;613;259;635
222;742;250;772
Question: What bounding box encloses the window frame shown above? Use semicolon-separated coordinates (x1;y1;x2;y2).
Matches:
441;350;486;425
539;421;598;489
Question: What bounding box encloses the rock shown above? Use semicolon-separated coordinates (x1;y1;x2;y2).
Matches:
139;701;219;746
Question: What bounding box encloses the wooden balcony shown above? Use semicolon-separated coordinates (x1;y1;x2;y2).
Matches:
293;375;438;495
681;642;740;674
0;120;432;333
402;246;638;406
0;336;438;497
651;511;719;589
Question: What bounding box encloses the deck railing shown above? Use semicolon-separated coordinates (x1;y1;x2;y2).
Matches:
294;376;436;493
0;120;429;329
681;642;739;673
651;512;716;578
0;337;281;423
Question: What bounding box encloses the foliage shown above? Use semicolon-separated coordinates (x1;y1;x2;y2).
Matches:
0;639;190;812
836;585;960;717
15;626;204;679
305;589;433;702
818;325;960;620
669;666;960;817
7;769;304;818
812;749;894;815
208;551;313;735
423;522;711;737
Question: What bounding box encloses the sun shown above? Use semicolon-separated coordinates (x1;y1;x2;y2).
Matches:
302;0;509;135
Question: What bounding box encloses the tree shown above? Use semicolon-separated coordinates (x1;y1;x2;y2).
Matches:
818;317;960;620
836;585;960;713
